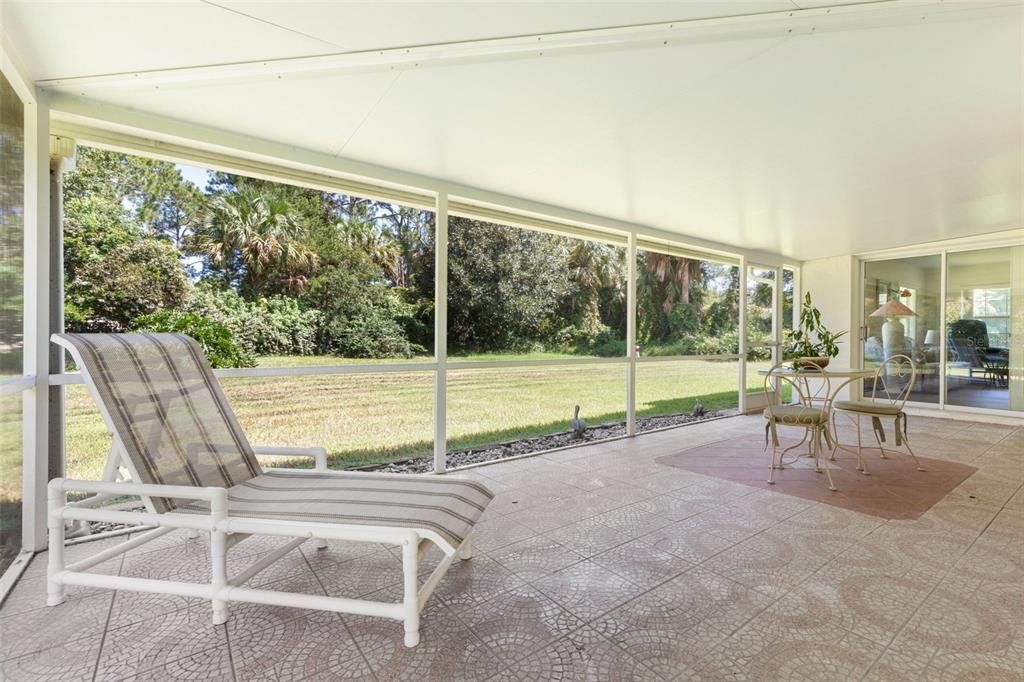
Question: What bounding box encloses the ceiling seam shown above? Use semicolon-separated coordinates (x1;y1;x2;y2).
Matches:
199;0;346;50
332;70;405;157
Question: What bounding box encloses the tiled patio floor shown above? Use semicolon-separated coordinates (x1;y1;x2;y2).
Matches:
2;414;1021;681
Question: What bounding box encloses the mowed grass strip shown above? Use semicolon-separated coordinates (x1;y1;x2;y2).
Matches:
62;357;762;480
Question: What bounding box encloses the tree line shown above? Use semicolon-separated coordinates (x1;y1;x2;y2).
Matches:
63;147;750;366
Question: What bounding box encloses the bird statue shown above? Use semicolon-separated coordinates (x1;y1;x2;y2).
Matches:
571;404;587;439
691;399;706;418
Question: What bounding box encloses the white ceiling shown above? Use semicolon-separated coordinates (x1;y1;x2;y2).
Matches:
3;0;1022;261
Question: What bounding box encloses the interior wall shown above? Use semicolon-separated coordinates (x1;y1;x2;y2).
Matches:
800;254;858;371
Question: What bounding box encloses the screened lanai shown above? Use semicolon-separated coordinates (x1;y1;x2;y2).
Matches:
1;1;1022;680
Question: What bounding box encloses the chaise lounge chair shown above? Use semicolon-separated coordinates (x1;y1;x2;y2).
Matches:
46;333;493;647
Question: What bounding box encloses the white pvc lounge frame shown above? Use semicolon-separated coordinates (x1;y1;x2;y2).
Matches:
46;336;476;647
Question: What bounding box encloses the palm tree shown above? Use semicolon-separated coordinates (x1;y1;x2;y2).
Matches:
567;241;625;326
643;251;702;315
336;219;403;285
193;186;316;294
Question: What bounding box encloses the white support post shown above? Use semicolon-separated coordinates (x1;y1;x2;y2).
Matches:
772;266;782;366
401;536;420;647
938;250;948;409
23;89;50;551
626;233;637;436
433;194;448;473
48;138;73;483
738;257;748;413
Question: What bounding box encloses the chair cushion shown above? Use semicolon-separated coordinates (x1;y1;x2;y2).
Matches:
763;405;828;425
185;469;494;548
833;399;902;416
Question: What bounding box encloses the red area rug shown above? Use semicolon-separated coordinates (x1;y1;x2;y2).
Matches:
656;435;977;520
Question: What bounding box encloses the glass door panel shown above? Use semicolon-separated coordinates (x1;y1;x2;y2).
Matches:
744;266;778;410
862;256;941;404
945;247;1022;411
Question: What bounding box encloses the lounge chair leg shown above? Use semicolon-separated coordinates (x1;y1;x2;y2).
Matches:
210;496;229;626
458;535;474;561
402;537;420;647
47;481;67;606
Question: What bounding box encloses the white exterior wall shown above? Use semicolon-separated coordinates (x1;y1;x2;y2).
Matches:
800;255;859;397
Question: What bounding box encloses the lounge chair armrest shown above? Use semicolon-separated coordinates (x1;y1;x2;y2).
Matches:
49;477;227;502
252;445;328;471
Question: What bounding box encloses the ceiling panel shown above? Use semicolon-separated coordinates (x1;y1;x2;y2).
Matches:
219;0;796;52
1;0;340;80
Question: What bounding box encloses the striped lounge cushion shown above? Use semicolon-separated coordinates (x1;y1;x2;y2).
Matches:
186;469;494;548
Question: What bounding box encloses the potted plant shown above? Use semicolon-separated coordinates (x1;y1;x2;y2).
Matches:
786;292;847;369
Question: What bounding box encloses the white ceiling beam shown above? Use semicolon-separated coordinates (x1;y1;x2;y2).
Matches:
46;92;795;267
36;0;1021;90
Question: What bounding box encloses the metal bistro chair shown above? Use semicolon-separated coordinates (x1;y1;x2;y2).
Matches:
763;360;837;492
831;354;926;475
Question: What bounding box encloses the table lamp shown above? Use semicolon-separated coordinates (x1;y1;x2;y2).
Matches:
870;300;915;359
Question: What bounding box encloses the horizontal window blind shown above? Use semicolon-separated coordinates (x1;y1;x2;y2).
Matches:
635;237;739;266
51;121;436;210
448;200;628;246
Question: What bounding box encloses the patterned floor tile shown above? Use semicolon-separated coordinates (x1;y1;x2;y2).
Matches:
469;516;538;553
891;584;1023;671
117;646;234;681
501;626;662;682
0;593;113;660
590;538;693;589
695;621;885;682
457;584;586;665
346;606;504;681
637;518;740;565
487;535;586;582
0;633;102;682
541;518;633;558
95;607;228;679
591;568;771;679
230;616;371;681
700;529;834;598
532;560;647;621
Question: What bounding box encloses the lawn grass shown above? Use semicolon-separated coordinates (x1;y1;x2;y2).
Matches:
61;356;765;479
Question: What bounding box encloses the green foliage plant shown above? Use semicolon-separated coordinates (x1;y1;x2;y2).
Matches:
785;292;847;367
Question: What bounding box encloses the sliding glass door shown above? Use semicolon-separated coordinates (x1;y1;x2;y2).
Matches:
945;247;1023;412
862;256;942;404
862;246;1023;413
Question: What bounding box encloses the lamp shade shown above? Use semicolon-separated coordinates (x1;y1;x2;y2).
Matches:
870;300;915;318
924;329;938;345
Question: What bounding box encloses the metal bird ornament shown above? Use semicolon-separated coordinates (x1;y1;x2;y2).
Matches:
571;404;587;439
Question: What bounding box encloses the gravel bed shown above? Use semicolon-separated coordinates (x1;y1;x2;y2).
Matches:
367;409;734;474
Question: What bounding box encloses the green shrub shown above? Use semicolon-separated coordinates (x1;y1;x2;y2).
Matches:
66;238;190;332
580;328;628;357
132;310;256;368
304;268;416;358
185;285;320;357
